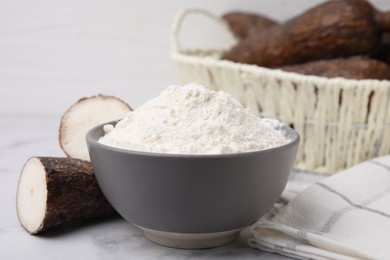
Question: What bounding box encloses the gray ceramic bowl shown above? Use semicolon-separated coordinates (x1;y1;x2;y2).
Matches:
86;121;299;249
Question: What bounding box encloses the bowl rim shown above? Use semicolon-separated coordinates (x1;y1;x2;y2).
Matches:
86;120;300;159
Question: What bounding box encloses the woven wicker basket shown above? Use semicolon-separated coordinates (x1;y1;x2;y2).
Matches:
171;8;390;175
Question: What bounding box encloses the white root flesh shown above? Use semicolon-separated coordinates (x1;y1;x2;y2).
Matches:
16;157;47;234
59;94;132;161
16;157;116;234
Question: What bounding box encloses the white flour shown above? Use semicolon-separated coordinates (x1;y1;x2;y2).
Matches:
99;84;289;154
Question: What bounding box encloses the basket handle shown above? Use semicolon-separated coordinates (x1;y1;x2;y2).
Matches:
170;8;237;54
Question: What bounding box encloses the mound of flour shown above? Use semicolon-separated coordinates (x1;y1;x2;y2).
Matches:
99;84;289;154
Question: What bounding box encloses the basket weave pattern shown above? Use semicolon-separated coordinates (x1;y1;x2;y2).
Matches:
171;9;390;174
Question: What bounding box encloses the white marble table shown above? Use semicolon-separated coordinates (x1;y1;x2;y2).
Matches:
1;115;321;259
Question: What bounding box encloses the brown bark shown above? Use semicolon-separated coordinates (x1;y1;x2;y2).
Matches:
222;11;278;39
279;56;390;80
370;33;390;64
377;11;390;32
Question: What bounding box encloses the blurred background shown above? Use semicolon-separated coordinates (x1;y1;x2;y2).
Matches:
1;0;390;116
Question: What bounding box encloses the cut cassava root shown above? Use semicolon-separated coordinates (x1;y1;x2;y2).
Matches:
18;94;132;234
59;94;131;161
16;157;116;234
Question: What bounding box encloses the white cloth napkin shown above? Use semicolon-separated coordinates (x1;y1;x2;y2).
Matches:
249;155;390;260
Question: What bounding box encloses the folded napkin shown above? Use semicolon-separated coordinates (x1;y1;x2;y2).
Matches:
249;155;390;260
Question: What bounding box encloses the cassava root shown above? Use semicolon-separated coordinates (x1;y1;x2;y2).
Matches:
222;0;390;67
222;11;278;39
279;56;390;80
16;157;116;234
59;94;131;161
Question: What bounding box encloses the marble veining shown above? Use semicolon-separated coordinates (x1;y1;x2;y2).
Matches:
1;115;320;259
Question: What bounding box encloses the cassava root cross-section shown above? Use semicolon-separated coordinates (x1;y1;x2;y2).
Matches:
59;94;132;161
16;157;116;234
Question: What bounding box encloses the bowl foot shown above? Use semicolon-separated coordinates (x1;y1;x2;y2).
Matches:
136;225;243;249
